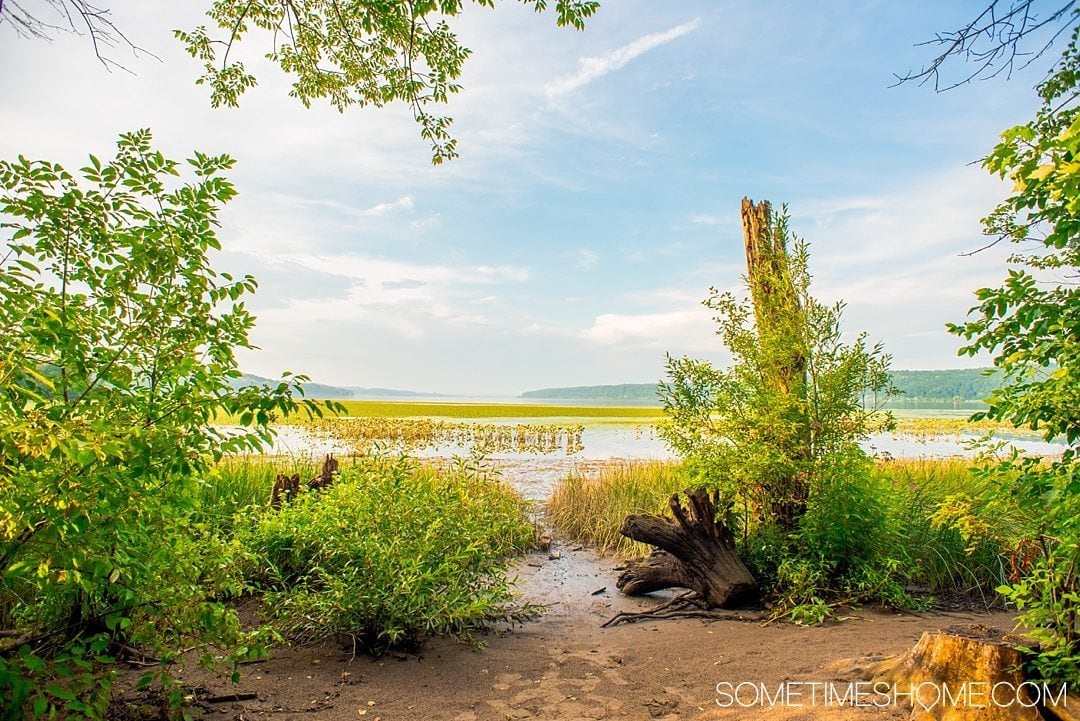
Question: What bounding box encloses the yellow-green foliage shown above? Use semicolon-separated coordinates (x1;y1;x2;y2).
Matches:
546;461;687;558
216;399;663;424
892;417;1026;437
236;454;535;651
303;417;586;454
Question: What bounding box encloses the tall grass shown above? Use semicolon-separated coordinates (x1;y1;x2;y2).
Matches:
194;454;326;527
548;457;1007;601
546;460;687;557
874;458;1007;598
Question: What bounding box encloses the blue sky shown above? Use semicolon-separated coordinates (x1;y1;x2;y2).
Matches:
0;1;1055;395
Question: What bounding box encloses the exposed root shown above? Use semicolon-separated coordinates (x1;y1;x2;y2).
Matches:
602;591;762;627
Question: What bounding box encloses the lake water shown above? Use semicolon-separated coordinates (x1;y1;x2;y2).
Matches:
259;422;1066;501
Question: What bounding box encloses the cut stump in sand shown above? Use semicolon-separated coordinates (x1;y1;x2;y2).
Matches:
611;488;758;618
835;626;1075;721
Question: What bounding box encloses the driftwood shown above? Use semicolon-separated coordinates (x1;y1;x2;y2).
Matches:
270;455;338;507
615;488;758;610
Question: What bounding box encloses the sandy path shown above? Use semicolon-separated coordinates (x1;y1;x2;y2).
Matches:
171;604;1016;721
163;545;1017;721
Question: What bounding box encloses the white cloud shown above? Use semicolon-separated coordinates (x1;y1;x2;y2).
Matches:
688;213;724;226
581;307;723;354
545;18;702;98
566;247;599;268
359;195;415;216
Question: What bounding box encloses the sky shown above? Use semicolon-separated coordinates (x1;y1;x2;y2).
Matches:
0;1;1058;396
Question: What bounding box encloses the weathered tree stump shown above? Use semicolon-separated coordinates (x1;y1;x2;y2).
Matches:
865;628;1054;721
270;472;300;507
615;488;758;608
270;455;338;507
307;454;338;490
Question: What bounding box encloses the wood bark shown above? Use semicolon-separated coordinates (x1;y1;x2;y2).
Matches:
740;197;809;529
270;454;338;506
615;488;758;608
868;630;1046;721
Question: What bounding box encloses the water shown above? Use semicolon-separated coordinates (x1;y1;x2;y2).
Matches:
251;422;1066;501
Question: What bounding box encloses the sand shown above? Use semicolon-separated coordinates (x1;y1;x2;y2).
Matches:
149;543;1017;721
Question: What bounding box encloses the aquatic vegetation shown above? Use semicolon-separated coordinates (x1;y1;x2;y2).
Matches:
300;417;586;455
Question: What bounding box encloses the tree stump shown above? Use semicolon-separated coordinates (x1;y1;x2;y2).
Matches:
868;629;1047;721
307;454;338;490
615;488;758;608
270;473;300;507
270;455;338;507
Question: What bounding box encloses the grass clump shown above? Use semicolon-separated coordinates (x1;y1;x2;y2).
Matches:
235;453;536;652
546;461;687;557
874;458;1006;599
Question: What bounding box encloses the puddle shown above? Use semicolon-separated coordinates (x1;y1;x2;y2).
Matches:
509;542;677;623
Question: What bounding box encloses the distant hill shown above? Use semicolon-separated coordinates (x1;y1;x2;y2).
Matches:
230;374;435;400
520;384;659;403
520;369;1001;404
888;368;1000;402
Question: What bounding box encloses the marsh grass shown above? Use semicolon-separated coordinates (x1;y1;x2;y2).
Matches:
548;457;1006;599
875;458;1007;597
302;417;587;454
891;416;1028;437
546;460;687;557
215;399;663;424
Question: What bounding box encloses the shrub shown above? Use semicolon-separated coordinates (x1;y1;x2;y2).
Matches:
0;131;322;717
236;454;536;652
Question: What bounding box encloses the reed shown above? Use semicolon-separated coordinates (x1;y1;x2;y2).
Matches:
548;457;1007;599
546;460;686;557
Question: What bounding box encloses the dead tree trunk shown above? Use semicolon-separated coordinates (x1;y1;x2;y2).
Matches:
616;488;758;608
741;197;810;530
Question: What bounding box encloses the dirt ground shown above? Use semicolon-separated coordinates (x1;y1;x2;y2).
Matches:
129;544;1019;721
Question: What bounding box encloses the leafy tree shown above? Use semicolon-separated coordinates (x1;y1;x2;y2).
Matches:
944;17;1080;684
659;203;901;620
0;0;600;164
0;130;321;716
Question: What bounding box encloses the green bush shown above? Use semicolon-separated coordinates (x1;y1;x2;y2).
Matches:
0;132;322;717
236;454;536;652
740;449;919;622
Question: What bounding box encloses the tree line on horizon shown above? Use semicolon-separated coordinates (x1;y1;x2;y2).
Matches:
520;368;1002;403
